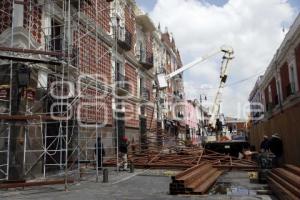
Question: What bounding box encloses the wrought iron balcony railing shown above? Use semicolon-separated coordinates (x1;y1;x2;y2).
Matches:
138;50;153;70
173;91;184;101
115;72;130;93
117;27;132;51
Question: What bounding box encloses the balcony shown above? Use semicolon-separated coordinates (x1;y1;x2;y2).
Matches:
140;87;150;101
138;50;154;70
117;27;132;51
173;91;184;102
115;72;130;95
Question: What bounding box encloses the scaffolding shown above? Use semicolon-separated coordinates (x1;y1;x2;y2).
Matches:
0;0;121;189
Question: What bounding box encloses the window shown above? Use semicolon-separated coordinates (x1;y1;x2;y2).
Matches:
139;77;145;97
275;80;280;105
116;99;123;110
50;19;63;52
115;61;124;82
289;64;296;93
268;85;272;103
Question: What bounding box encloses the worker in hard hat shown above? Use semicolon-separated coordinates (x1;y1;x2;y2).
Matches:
120;136;130;170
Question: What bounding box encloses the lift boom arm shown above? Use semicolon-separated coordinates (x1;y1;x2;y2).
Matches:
156;45;234;130
208;50;234;128
165;46;233;80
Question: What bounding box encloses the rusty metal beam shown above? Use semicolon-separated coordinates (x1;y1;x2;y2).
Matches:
0;179;74;189
268;177;298;200
170;163;223;195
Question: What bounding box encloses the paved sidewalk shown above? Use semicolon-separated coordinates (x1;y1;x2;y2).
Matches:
0;170;276;200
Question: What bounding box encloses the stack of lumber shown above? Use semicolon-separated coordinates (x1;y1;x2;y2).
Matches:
169;163;223;195
268;164;300;200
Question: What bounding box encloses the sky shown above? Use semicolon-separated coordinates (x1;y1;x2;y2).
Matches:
135;0;300;119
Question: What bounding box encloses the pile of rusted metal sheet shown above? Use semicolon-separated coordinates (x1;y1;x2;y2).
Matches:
104;132;257;170
169;163;223;195
104;146;258;170
268;164;300;200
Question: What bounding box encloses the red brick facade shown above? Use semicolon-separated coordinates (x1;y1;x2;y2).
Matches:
80;88;112;125
23;0;42;43
81;0;111;33
146;106;153;129
0;0;183;141
125;3;136;56
125;63;139;128
0;0;12;34
125;101;139;128
125;63;137;96
146;32;153;60
75;23;112;125
68;1;113;125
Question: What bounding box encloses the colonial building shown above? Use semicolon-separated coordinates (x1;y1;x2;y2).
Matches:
248;13;300;165
0;0;184;181
185;100;200;144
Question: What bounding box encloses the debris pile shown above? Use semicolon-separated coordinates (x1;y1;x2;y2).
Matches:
105;146;258;170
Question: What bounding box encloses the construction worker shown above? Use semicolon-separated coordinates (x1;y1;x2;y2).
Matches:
95;137;105;170
268;133;283;167
120;136;129;170
215;119;223;141
260;135;269;152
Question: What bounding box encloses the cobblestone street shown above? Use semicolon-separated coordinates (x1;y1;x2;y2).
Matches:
0;170;275;200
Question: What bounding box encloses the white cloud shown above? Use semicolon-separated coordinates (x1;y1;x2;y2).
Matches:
150;0;297;118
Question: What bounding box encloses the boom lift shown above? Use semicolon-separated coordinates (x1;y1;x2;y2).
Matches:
208;48;234;129
156;45;234;131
